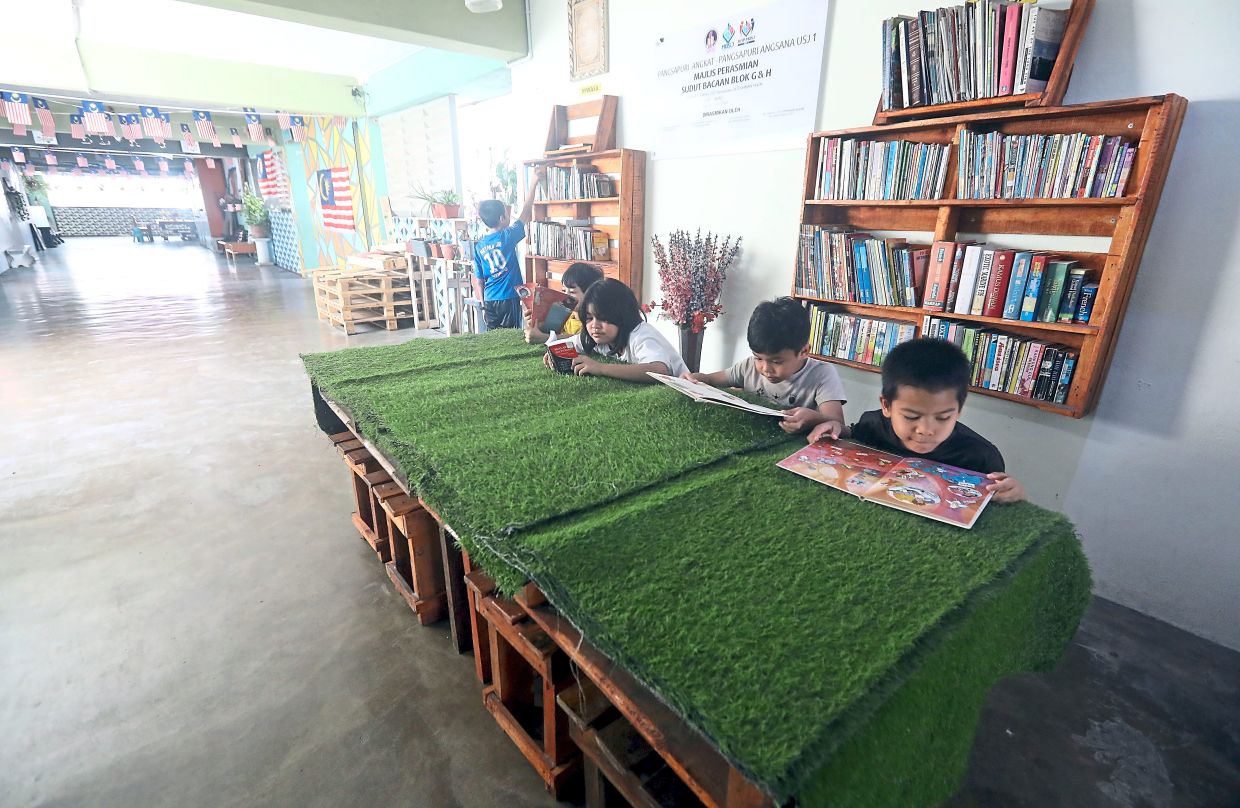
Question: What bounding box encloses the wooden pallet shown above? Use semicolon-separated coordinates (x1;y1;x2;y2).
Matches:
312;267;417;334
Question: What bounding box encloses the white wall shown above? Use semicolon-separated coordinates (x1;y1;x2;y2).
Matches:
505;0;1240;650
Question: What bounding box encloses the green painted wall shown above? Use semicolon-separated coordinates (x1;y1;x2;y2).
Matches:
180;0;528;60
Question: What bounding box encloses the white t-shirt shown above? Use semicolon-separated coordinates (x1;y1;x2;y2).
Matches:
570;322;688;377
723;356;846;409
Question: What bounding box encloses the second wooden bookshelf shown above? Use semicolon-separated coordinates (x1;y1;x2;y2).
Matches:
794;94;1186;418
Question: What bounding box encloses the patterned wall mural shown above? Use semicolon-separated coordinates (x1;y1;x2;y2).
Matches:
269;209;302;273
289;117;386;270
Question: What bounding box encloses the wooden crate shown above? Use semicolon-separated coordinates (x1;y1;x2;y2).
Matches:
347;252;408;272
379;493;448;625
408;261;440;329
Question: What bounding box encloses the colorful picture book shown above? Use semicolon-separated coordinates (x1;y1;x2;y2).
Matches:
646;373;787;417
516;283;573;333
777;439;994;528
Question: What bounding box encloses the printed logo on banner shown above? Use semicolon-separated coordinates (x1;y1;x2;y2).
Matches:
721;22;735;47
737;18;756;46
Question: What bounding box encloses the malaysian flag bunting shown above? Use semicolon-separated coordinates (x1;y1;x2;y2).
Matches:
180;122;197;149
45;152;57;165
140;106;162;137
276;111;291;129
257;150;282;197
243;108;263;141
32;98;55;134
159;158;169;173
158;113;172;138
317;167;354;231
124;114;142;141
205;157;215;168
11;148;25;163
2;91;32;126
81;100;109;134
230;127;243;148
69;114;86;140
193;110;216;141
77;155;88;168
264;126;275;146
101;113;118;138
12;124;26;136
289;115;306;143
133;156;144;171
104;155;116;170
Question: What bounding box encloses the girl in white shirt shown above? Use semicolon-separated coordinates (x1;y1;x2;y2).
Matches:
548;278;688;382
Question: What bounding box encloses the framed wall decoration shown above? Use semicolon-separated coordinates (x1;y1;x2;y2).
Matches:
569;0;608;81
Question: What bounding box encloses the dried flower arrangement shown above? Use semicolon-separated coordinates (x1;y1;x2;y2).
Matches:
648;229;742;333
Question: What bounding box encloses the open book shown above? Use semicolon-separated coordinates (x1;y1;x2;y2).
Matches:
777;439;993;528
647;372;787;418
516;283;574;333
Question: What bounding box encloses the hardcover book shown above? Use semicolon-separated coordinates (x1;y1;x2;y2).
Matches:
646;373;787;417
777;438;994;529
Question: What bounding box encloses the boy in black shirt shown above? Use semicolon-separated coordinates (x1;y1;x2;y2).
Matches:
807;338;1026;502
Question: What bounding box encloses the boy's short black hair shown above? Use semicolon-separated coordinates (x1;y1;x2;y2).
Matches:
478;200;506;229
747;297;811;355
561;262;603;291
881;338;971;406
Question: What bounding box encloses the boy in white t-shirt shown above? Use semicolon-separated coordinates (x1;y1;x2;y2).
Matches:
684;297;846;435
548;278;688;381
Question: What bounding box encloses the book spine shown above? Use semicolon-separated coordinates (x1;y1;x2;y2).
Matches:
982;249;1013;318
998;2;1021;95
922;241;954;311
1002;251;1032;320
1076;283;1099;323
1032;347;1058;400
909;18;925;106
1043;349;1067;402
1018;342;1044;397
971;248;995;315
1053;352;1077;404
1025;8;1068;94
1113;145;1137;197
1058;269;1088;323
1020;254;1047;321
943;242;968;312
1017;6;1040;93
1038;261;1071;323
989;335;1007;390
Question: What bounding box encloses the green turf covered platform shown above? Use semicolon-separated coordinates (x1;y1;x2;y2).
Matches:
303;331;1091;806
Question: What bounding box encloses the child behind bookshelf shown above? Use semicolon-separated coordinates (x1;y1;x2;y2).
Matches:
684;297;846;435
524;262;604;344
808;337;1025;502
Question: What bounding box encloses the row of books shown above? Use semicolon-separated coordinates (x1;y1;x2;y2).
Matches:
881;0;1070;111
923;316;1078;404
958;131;1137;199
536;166;617;201
809;307;917;367
923;242;1098;324
795;227;931;307
528;220;609;261
812;138;951;200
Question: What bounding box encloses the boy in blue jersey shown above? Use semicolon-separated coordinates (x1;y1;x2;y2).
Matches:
472;164;546;329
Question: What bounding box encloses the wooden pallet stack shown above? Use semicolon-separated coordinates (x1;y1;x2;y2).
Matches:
311;267;416;335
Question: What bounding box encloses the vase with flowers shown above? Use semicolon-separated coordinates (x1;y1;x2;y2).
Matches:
648;229;742;372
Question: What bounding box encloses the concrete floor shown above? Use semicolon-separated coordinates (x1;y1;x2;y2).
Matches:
1;238;1237;808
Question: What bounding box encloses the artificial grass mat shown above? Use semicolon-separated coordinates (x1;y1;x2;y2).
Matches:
303;332;1091;805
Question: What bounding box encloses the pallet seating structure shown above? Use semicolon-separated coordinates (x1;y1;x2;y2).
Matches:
379;490;448;625
312;267;417;335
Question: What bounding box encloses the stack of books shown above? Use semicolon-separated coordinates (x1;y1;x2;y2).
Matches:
812;138;951;200
537;165;617;201
881;0;1071;111
922;316;1078;404
957;131;1137;199
920;241;1099;324
795;226;931;307
809;307;917;367
529;220;607;261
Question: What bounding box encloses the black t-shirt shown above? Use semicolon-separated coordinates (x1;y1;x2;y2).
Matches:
849;409;1005;474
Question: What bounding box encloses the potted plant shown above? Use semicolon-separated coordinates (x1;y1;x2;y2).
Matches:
648;229;742;373
430;239;444;258
431;190;462;219
441;240;457;261
241;186;273;265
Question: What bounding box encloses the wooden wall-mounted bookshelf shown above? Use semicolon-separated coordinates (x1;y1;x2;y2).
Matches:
873;0;1094;126
523;148;647;294
793;94;1186;418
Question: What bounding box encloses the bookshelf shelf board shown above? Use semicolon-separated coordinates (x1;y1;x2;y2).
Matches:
813;354;1082;416
533;197;619;205
524;149;622;165
527;255;618;267
804;197;1135;208
794;296;1099;336
871;0;1094;126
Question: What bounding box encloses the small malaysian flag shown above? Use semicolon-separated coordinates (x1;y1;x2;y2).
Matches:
289;115;306;143
193;110;216;141
180;122;197;150
257;150;281;197
69;114;85;140
11;148;25;164
32;98;55;134
317;167;354;231
206;157;215;168
158;113;172;138
140;106;162;137
230;127;242;148
159;158;169;174
264;126;275;147
124;114;142;141
45;152;57;166
104;155;116;170
183;159;194;175
101;113;118;138
1;91;32;126
133;156;145;171
243;108;263;141
12;123;26;137
276;111;291;129
77;154;88;168
81;100;109;134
